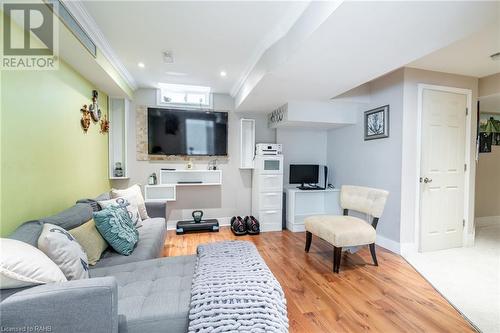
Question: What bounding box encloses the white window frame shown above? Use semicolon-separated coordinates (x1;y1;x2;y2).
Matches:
157;83;212;108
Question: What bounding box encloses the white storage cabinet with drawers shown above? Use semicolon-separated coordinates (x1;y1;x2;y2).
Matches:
252;155;284;232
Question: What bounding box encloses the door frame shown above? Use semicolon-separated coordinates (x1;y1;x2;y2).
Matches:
415;84;473;252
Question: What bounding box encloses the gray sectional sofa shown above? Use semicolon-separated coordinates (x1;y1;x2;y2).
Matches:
1;194;196;333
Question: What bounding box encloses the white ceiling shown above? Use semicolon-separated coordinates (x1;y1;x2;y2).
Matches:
480;94;500;114
80;1;499;112
409;22;500;78
234;1;499;111
81;1;308;93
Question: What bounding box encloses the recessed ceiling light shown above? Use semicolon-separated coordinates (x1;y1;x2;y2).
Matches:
491;52;500;61
138;62;145;68
220;71;227;77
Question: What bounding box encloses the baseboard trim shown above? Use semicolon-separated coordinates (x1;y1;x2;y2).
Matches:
400;242;418;256
376;235;400;254
475;216;500;228
167;216;232;231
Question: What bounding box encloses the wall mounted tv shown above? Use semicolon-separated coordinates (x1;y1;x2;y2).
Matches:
148;108;228;156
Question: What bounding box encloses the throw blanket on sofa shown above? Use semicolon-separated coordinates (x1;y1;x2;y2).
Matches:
188;241;288;333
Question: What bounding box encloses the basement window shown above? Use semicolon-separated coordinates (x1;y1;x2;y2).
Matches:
157;83;212;107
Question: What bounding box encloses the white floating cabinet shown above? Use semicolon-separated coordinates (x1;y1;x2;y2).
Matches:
240;119;255;169
144;185;176;202
108;97;129;179
159;169;222;186
144;170;222;202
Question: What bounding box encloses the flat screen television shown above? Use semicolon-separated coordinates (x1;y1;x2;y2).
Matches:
148;108;228;156
289;164;319;186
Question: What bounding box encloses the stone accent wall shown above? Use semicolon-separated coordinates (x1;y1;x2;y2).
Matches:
136;106;148;161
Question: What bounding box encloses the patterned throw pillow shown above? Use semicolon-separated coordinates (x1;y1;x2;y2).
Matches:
98;196;142;228
93;206;139;256
69;219;108;265
37;223;89;280
111;185;149;220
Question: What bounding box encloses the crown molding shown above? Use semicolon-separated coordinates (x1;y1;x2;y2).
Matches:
62;0;138;91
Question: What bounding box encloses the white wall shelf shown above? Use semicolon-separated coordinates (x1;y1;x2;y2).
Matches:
145;170;222;202
108;97;129;179
144;184;176;202
240;119;255;169
286;188;341;232
160;169;222;185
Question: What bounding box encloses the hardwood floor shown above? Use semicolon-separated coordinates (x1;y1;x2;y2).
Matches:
163;228;475;333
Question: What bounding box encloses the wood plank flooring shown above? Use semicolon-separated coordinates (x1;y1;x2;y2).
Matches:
163;228;475;333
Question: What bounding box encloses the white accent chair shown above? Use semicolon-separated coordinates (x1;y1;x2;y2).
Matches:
304;185;389;273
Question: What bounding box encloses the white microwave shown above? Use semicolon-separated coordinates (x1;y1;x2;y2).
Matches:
254;155;283;174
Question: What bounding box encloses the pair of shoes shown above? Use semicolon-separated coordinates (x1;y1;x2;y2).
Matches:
230;216;260;235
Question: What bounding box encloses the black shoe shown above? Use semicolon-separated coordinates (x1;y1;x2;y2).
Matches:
230;216;247;236
244;216;260;235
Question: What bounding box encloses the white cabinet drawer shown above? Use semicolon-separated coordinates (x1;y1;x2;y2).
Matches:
258;192;282;210
258;209;282;232
258;209;281;224
257;174;283;192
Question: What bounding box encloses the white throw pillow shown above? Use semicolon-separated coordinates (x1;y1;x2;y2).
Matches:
37;224;89;280
111;184;149;220
0;238;67;289
99;196;142;227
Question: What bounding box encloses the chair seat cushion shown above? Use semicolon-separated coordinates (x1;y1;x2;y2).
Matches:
304;215;376;247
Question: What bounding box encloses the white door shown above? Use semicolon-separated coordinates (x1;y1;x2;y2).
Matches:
420;89;467;252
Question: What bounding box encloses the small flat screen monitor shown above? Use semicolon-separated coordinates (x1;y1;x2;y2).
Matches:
289;164;319;185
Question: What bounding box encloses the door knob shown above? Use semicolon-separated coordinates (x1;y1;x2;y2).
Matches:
423;177;433;183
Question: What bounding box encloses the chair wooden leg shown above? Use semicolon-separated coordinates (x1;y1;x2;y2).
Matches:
369;243;378;266
305;231;312;252
333;246;342;273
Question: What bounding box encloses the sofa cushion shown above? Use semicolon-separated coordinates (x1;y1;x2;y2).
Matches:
93;206;139;256
111;185;149;221
37;224;90;280
90;256;196;333
99;196;142;228
91;218;167;269
0;238;67;289
39;203;93;231
8;221;44;247
69;219;108;265
76;192;112;212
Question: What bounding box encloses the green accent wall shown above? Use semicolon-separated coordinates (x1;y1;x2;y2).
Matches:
1;62;111;237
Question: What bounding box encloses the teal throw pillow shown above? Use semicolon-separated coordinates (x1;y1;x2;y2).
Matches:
93;205;138;255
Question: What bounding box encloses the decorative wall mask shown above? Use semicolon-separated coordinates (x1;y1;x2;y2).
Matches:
89;90;101;122
80;105;91;133
100;114;109;134
268;103;287;126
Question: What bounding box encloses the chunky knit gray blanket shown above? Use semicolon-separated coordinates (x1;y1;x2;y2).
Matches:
188;241;288;333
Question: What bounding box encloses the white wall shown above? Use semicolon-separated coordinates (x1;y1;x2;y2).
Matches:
112;89;275;224
400;68;478;248
276;128;328;188
475;146;500;218
326;69;405;244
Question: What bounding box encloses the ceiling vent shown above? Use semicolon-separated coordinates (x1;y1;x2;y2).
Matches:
163;51;174;64
50;0;97;57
